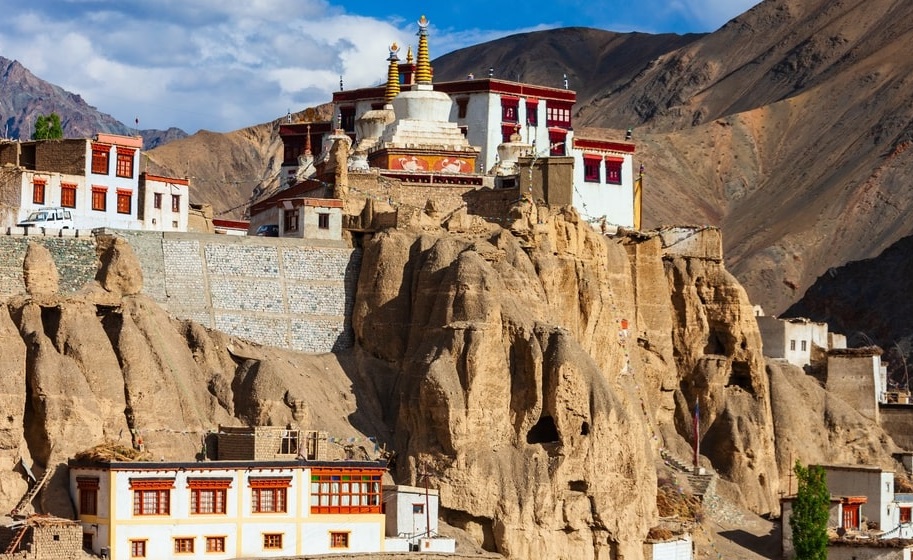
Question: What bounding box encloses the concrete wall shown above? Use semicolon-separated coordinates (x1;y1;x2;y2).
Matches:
880;405;913;452
659;227;723;260
1;229;360;354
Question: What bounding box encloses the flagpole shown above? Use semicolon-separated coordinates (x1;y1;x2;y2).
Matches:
693;401;700;472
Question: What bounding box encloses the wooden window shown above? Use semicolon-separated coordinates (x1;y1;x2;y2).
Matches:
130;478;173;515
330;531;349;549
116;148;135;178
901;507;912;523
153;192;162;209
318;213;330;230
456;97;468;119
250;477;291;513
501;97;519;123
339;106;356;132
801;340;807;351
82;533;93;550
583;156;601;183
843;504;860;529
92;145;110;175
189;478;230;514
526;102;538;126
117;189;132;214
174;537;194;554
548;130;566;156
130;540;147;558
171;194;181;212
546;103;572;128
263;533;283;549
280;430;299;454
61;183;77;208
605;157;623;185
205;537;225;552
77;477;99;515
310;469;383;514
32;178;46;204
91;186;107;211
790;339;796;351
284;208;299;232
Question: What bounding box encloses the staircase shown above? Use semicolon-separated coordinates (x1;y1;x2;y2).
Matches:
4;523;27;554
10;466;53;517
660;448;715;497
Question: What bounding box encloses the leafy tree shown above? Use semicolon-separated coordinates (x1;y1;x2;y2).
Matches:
32;113;63;140
790;461;830;560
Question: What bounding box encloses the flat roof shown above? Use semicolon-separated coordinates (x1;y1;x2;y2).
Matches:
69;458;386;471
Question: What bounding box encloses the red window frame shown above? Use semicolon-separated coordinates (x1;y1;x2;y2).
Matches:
501;97;519;123
902;507;912;523
61;183;77;208
130;540;147;558
250;477;290;513
526;101;539;126
77;477;99;515
309;468;383;514
117;189;132;214
546;102;572;128
116;147;135;178
548;130;567;156
91;186;107;211
605;157;623;185
189;478;230;514
32;178;46;204
583;156;601;183
130;478;173;515
92;144;110;175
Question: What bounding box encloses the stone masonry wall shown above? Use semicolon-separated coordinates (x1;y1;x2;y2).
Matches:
1;229;361;354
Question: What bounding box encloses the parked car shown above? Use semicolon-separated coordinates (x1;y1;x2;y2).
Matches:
17;207;74;229
256;224;279;237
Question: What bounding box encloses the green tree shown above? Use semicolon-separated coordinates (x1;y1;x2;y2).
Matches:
790;461;830;560
32;113;63;140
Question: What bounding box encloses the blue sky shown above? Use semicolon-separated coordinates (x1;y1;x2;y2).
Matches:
0;0;760;134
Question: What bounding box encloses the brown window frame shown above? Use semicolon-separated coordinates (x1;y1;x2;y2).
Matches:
330;531;350;549
189;478;231;515
263;533;283;549
205;536;226;552
116;148;135;178
173;537;194;554
32;178;46;204
61;183;77;208
130;478;174;516
77;477;99;515
318;213;330;230
309;468;383;514
250;477;291;513
153;192;162;209
92;145;110;175
171;194;181;212
117;189;132;214
284;208;299;232
91;186;107;212
130;539;147;558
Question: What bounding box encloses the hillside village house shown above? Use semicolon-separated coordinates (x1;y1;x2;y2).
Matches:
0;134;189;232
275;15;640;232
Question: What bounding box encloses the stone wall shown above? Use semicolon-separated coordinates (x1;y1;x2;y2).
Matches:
1;229;361;354
879;405;913;451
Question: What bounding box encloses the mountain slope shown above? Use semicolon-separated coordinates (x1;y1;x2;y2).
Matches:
0;56;186;148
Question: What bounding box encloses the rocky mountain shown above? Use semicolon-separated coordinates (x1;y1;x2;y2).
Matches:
0;207;900;558
0;56;186;149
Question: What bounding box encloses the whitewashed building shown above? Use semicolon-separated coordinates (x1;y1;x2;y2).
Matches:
756;315;832;368
0;134;190;232
69;459;388;559
643;535;693;560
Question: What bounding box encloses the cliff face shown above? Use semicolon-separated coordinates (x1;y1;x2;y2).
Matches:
351;205;780;557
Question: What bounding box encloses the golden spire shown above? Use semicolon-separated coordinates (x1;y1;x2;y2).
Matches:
406;45;414;64
414;15;432;85
385;42;401;104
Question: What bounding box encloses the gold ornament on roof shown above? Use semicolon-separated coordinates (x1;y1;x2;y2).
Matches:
415;15;432;85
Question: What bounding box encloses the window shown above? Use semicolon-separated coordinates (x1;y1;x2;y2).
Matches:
330;532;349;549
456;97;469;119
82;533;93;550
205;537;226;553
130;478;173;515
790;339;796;351
548;130;566;156
153;192;162;209
501;98;519;123
117;189;132;214
116;148;135;178
801;340;807;351
32;178;46;204
902;507;912;524
318;213;330;230
546;103;572;128
310;469;383;514
263;533;283;549
77;477;99;515
339;106;356;132
189;478;230;514
174;538;194;554
583;157;601;183
130;540;147;558
280;430;299;454
250;477;290;513
92;145;110;175
412;503;424;514
61;183;77;208
284;208;299;232
171;194;181;212
526;102;538;126
605;157;623;185
92;186;107;212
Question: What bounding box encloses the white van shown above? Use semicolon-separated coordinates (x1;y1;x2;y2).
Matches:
17;207;75;229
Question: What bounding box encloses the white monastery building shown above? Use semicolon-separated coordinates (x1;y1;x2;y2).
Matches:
0;134;189;232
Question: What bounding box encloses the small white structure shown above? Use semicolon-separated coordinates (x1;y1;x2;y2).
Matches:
138;173;189;231
643;535;693;560
383;484;454;553
756;315;831;368
819;464;906;535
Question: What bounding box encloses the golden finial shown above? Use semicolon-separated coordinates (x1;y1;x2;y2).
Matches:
406;46;414;64
415;15;432;85
385;42;401;103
